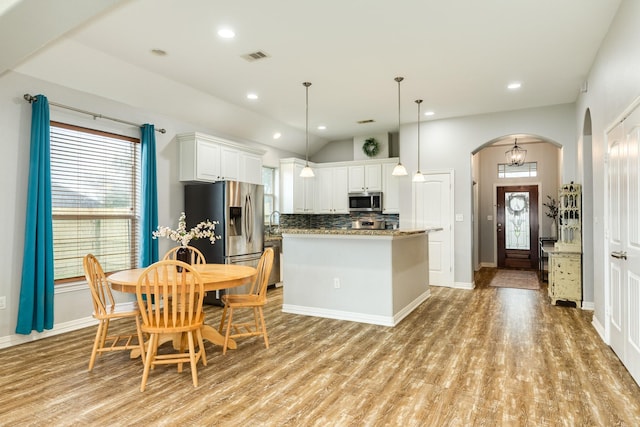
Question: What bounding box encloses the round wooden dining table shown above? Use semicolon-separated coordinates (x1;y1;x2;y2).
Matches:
108;263;257;352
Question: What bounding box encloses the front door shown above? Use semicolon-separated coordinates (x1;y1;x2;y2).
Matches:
497;185;539;269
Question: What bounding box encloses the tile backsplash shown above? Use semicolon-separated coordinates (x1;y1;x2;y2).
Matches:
280;213;399;230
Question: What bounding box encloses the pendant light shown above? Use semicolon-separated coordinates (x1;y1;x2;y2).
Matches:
412;99;425;182
299;81;315;178
391;76;408;176
505;138;527;166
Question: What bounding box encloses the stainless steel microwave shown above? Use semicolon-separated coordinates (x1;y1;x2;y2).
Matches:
348;192;383;212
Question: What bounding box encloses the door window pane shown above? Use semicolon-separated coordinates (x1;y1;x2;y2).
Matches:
505;192;530;250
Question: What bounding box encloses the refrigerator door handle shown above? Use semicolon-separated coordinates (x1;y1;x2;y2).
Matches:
245;193;253;244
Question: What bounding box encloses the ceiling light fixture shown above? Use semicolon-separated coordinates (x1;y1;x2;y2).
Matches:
413;99;425;182
317;125;326;130
505;138;527;166
507;82;522;90
273;132;281;139
247;93;258;100
300;82;315;178
217;28;236;39
392;77;408;176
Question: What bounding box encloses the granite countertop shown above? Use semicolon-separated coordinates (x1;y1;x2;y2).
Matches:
264;234;283;242
280;227;440;237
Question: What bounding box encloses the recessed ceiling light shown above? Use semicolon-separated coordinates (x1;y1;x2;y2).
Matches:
246;93;258;100
507;82;522;90
151;48;167;56
217;28;236;39
317;125;327;130
424;111;435;116
273;132;282;139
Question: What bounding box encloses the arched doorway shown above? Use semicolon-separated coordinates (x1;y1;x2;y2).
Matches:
472;134;562;272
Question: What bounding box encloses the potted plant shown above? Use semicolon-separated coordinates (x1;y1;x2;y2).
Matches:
152;212;220;267
543;195;559;238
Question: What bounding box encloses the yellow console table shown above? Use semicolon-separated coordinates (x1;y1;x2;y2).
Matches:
545;247;581;307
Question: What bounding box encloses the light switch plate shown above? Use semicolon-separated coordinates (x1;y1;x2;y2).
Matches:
455;214;464;222
0;296;6;310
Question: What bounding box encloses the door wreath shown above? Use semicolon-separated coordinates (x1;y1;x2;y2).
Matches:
362;138;380;157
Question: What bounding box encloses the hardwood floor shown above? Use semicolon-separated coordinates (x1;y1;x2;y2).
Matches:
2;268;640;426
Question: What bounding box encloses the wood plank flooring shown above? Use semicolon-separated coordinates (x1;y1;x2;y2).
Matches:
1;268;640;426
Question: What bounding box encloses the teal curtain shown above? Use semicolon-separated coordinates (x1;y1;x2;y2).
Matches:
139;124;158;267
16;95;54;334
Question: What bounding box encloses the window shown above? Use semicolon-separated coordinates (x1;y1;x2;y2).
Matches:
498;162;537;178
262;166;276;224
505;192;530;250
50;122;140;282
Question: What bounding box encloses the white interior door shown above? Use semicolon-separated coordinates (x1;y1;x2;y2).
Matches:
413;171;453;287
607;103;640;385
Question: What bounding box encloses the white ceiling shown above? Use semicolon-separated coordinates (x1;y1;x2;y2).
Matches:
3;0;621;156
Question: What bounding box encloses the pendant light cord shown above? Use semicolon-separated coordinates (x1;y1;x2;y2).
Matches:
395;77;404;162
303;82;311;165
416;99;423;172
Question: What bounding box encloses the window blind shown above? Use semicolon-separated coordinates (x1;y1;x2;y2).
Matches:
50;122;140;282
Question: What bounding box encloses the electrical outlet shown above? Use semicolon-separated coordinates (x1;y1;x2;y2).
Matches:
0;296;6;310
333;278;340;289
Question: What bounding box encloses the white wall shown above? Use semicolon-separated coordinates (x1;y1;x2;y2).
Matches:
0;71;298;347
575;0;640;328
398;104;576;287
310;138;353;163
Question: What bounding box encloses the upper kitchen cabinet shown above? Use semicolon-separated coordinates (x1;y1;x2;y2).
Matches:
382;160;400;213
348;163;382;192
219;145;239;181
239;152;263;185
178;132;264;183
316;166;349;214
280;158;316;214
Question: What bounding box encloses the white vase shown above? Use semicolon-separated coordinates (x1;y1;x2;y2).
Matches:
550;219;557;239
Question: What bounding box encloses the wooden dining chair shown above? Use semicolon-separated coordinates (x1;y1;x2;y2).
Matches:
162;245;206;264
83;254;145;371
136;260;207;392
218;248;274;355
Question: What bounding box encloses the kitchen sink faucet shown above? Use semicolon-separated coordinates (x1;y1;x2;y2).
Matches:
269;210;281;235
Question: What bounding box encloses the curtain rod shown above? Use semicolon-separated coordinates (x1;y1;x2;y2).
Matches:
23;94;166;134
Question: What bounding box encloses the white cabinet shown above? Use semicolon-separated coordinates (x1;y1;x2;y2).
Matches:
179;136;220;182
280;159;316;214
239;152;263;185
548;183;582;307
178;132;264;183
548;251;582;306
382;161;400;213
220;146;239;181
316;166;349;214
348;164;382;192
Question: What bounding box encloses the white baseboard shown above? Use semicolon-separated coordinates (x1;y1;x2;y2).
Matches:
282;291;430;327
0;317;96;350
430;281;474;290
581;300;595;311
479;262;497;268
592;315;606;343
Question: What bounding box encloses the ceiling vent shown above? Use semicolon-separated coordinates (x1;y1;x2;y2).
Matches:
241;50;270;62
357;119;375;124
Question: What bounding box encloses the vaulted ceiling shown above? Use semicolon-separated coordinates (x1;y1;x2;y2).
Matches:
2;0;621;155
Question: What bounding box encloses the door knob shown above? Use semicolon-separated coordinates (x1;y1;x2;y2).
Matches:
610;251;628;260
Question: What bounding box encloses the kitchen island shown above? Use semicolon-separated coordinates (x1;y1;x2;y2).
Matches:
281;227;440;326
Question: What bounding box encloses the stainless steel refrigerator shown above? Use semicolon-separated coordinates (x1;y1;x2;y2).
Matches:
184;181;264;303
